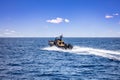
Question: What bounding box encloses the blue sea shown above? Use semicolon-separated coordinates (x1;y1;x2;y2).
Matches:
0;38;120;80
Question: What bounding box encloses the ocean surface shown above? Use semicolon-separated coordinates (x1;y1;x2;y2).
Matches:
0;38;120;80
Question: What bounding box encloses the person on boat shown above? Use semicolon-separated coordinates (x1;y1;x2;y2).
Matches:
60;35;63;40
55;35;63;40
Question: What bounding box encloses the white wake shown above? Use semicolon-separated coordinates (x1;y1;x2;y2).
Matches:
42;46;120;60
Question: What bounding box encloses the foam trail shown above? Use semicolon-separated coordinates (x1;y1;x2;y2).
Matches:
42;46;120;60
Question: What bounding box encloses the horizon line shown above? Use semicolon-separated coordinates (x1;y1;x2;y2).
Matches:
0;36;120;38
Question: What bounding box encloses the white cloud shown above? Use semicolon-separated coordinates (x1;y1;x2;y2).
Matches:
46;17;63;24
105;15;113;19
105;13;119;19
113;13;119;16
64;19;70;23
0;29;23;37
5;29;15;32
46;17;70;24
4;29;16;34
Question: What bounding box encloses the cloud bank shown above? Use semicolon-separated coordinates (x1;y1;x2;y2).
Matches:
0;29;22;37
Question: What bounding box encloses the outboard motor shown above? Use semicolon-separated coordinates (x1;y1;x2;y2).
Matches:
48;41;55;46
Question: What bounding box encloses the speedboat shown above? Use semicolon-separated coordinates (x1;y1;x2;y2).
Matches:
48;35;73;49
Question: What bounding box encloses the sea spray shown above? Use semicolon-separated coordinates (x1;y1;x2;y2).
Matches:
42;46;120;60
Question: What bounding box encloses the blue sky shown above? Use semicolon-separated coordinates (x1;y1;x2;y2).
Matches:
0;0;120;37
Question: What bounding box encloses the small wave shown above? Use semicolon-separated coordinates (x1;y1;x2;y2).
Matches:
42;46;120;60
